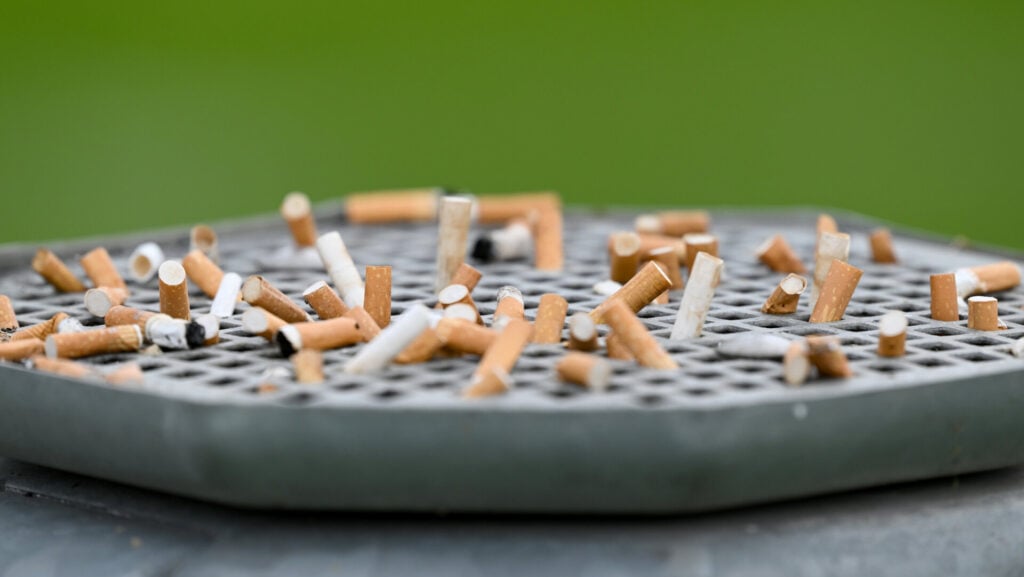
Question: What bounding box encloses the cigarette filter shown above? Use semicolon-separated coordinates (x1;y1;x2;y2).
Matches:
0;339;45;361
955;261;1022;298
463;367;513;398
670;252;724;340
782;341;811;386
30;355;98;379
105;363;145;386
493;286;525;328
32;249;86;293
438;284;481;324
806;335;852;378
566;312;599;352
343;306;382;342
127;242;164;283
869;228;897;264
364;265;392;328
929;273;959;321
84;287;129;318
394;328;445;364
158;261;191;320
292;349;324;384
345;303;434;374
605;331;635;361
756;235;807;274
810;232;850;307
303;281;349;320
635;211;710;237
534;207;564;271
590;261;673;324
316;231;365;307
967;296;1003;331
242;307;285;341
104;306;157;331
194;313;221;346
450;263;483;292
648;246;684;290
475;192;560;223
435;317;497;356
11;312;71;342
635;234;687;265
181;249;225;299
877;311;908;357
809;260;862;323
45;325;143;359
472;220;534;263
146;315;205;350
277;317;362;356
532;293;568;344
472;318;533;382
604;299;677;369
608;232;642;284
190;224;219;264
241;275;309;324
592;280;622;297
210;272;243;318
556;352;611;390
80;247;126;290
0;295;17;333
345;188;440;223
443;303;480;323
280;191;318;248
682;233;719;272
761;274;807;315
435;196;474;292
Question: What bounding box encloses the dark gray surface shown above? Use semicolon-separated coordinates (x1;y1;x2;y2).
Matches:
0;208;1023;513
2;457;1024;576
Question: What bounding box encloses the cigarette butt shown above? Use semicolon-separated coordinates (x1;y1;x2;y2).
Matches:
1011;337;1024;358
280;191;318;248
590;261;673;324
670;252;724;339
635;211;710;236
809;260;863;323
344;303;434;374
435;317;498;356
80;247;127;291
869;228;898;264
472;318;533;381
930;273;959;321
534;206;564;271
303;281;349;320
438;284;481;324
654;291;670;304
316;231;365;307
242;307;285;341
593;280;622;297
142;315;204;350
475;192;560;223
127;242;164;283
435;196;474;292
209;272;243;318
806;335;852;378
811;232;850;307
190;224;219;264
603;299;677;369
105;363;144;386
877;311;908;357
532;293;568;344
364;265;392;328
756;235;807;274
32;249;86;293
11;312;75;342
345;188;440;223
682;233;719;272
556;352;611;390
450;263;483;292
443;303;480;323
276;317;362;356
605;331;635;360
0;339;45;361
84;287;129;318
45;325;143;359
463;367;513;398
967;296;1002;331
30;355;98;378
292;349;324;384
648;246;684;290
194;313;220;346
762;274;807;315
241;275;309;323
493;286;525;328
181;249;225;299
159;261;191;321
394;328;445;364
343;306;382;342
956;261;1022;298
0;295;17;333
609;232;642;284
104;306;157;331
782;341;811;386
472;219;534;263
567;312;599;351
815;214;838;257
631;233;688;265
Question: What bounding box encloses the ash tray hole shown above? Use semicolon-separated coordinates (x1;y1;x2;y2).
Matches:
956;352;1001;363
90;354;130;365
524;348;561;359
845;308;883;318
332;382;364;392
168;369;204;379
645;376;678;386
704;325;749;335
732;364;770;373
226;343;264;353
920;326;966;337
835;323;875;333
420;380;451;390
374;389;404;401
888;302;923;313
840;337;872;347
846;352;870;361
682;388;713;397
216;359;251;369
689;371;722;379
721;298;758;307
748;318;794;329
869;363;908;374
731;382;761;391
80;317;105;327
281;392;318;406
207;376;238;387
636;393;666;405
548;388;580;400
913;358;952;368
785;326;835;336
604;383;626;393
179;352;214;362
916;341;961;352
712;311;756;321
961;336;1005;347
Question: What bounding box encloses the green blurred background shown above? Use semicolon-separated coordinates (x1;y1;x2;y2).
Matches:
2;1;1022;247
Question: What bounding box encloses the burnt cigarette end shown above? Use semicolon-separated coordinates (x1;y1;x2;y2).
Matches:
185;322;206;349
276;329;298;357
471;236;495;263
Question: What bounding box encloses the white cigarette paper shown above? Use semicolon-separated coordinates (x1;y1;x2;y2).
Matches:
210;272;243;318
670;252;724;340
717;333;793;359
810;232;850;307
434;196;474;292
1012;338;1024;358
592;280;623;296
316;231;365;308
127;242;165;283
344;303;434;374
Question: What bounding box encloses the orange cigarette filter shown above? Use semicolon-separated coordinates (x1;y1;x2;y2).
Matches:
450;263;483;292
962;261;1022;296
435;317;498;356
84;287;129;318
869;229;898;264
472;318;533;381
182;250;225;299
463;367;513;398
967;297;1003;331
158;261;191;321
494;286;525;326
782;341;811;387
394;328;445;364
279;317;362;353
105;363;145;386
636;211;710;237
556;352;611;390
534;206;564;271
683;233;719;271
190;225;219;264
814;214;839;259
602;299;677;369
0;295;17;333
637;235;688;266
532;293;568;344
241;307;286;341
438;284;481;323
343;306;382;342
806;335;852;378
475;192;560;223
292;349;324;384
762;274;807;315
32;249;86;293
80;247;127;291
280;192;318;248
756;235;807;274
809;261;863;323
0;339;45;361
345;188;440;223
605;331;635;361
11;312;70;342
241;275;309;324
31;355;99;379
877;311;908;357
566;312;599;352
303;281;349;320
608;232;642;284
45;325;143;359
364;265;392;328
104;306;157;331
589;261;672;323
648;247;684;290
929;273;959;321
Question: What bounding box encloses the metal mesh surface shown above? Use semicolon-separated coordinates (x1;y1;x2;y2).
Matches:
1;208;1023;412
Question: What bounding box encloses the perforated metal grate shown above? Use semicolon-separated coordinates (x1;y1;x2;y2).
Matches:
1;208;1022;412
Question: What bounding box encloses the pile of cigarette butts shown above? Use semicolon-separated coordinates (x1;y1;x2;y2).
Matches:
1;189;1022;396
